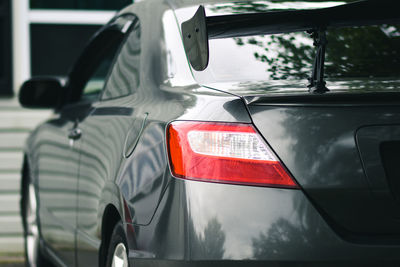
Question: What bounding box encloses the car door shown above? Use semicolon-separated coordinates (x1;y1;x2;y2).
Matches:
34;101;82;267
37;17;131;266
73;16;142;266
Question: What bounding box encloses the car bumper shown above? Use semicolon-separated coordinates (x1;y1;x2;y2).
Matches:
129;178;400;265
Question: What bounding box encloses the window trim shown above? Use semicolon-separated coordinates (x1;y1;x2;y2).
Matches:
61;13;138;106
99;16;141;102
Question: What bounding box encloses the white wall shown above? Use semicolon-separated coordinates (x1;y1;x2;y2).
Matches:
0;99;50;253
1;1;114;254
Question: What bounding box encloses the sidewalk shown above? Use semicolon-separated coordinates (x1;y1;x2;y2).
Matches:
0;254;24;267
0;263;24;267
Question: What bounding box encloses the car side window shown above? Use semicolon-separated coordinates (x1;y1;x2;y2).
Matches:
80;39;123;102
101;20;141;100
65;16;137;105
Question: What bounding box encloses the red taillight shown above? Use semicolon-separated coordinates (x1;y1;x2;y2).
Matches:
166;121;299;188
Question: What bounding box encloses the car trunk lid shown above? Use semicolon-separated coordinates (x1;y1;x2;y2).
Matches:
245;93;400;238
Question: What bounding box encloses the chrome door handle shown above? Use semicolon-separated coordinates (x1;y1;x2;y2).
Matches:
68;128;82;140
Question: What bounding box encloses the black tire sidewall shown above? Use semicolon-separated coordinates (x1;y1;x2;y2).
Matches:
105;221;129;267
22;174;53;267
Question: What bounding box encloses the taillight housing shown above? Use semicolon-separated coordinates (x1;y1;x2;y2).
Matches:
166;121;298;188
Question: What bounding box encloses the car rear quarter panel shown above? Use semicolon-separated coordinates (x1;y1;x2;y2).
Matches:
116;0;253;228
129;177;400;266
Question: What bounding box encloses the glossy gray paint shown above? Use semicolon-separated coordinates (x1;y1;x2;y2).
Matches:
248;102;400;238
26;109;83;266
130;179;400;266
24;1;252;265
21;0;400;266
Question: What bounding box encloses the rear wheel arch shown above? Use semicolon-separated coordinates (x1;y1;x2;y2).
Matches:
99;204;122;267
105;221;129;267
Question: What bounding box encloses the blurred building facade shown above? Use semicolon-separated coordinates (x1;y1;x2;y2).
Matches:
0;0;131;254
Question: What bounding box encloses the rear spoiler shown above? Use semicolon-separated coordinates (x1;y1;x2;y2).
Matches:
182;0;400;77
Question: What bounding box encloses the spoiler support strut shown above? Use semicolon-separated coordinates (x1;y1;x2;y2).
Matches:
308;29;329;93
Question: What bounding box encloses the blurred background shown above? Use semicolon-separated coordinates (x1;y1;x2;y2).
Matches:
0;0;131;264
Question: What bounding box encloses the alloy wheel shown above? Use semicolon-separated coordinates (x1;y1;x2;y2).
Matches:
25;184;39;267
111;243;128;267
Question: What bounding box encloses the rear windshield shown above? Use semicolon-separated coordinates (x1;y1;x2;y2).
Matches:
187;2;400;92
194;25;400;80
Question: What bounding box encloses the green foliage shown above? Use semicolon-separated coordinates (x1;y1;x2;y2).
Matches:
209;1;400;81
233;25;400;80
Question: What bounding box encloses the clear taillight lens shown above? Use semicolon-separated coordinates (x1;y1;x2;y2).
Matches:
166;121;299;188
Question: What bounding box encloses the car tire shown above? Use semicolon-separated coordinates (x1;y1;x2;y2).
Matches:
22;175;53;267
105;221;129;267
